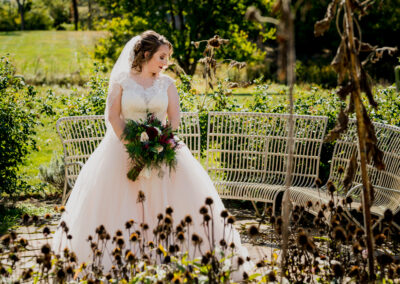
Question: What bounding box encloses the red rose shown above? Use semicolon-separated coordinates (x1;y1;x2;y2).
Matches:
160;134;168;144
146;126;159;140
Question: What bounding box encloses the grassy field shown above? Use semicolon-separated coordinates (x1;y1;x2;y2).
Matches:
0;30;106;84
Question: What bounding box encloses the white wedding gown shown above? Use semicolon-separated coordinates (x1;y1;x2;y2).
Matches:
52;72;252;280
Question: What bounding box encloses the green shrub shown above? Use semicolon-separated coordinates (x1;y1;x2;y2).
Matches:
0;56;39;196
0;4;18;31
296;60;338;88
24;6;54;30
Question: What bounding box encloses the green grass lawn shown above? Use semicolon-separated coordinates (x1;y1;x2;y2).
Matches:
0;30;106;83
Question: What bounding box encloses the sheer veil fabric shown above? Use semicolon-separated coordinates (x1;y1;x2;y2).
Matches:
51;35;254;281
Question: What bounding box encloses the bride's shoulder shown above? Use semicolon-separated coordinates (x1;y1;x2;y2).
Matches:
115;72;130;84
159;73;176;88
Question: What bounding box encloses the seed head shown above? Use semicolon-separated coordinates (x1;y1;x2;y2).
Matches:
348;265;360;278
129;233;138;242
184;215;192;224
199;206;208;215
220;210;229;218
166;206;173;215
177;232;185;241
205;197;214;205
227;215;236;224
375;233;386;246
327;180;336;194
43;227;50;236
137;190;146;203
332;263;344;278
345;196;353;204
333;226;347;242
248;225;259;237
41;244;51;255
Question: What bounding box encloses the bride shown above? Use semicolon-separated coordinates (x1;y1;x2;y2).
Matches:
52;30;253;281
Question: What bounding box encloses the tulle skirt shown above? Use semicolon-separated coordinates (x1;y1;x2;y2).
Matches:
52;129;253;281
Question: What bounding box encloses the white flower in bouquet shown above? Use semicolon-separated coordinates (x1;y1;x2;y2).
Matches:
156;145;164;153
140;131;149;142
155;127;162;135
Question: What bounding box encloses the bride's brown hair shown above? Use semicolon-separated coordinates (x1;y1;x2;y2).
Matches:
131;30;173;72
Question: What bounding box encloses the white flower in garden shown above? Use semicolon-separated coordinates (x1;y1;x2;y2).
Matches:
140;131;149;142
156;145;163;153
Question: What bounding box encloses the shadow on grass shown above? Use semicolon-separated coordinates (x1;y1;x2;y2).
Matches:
0;203;24;234
0;31;21;36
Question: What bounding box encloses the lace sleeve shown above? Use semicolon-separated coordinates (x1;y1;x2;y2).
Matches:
110;72;129;89
162;74;176;92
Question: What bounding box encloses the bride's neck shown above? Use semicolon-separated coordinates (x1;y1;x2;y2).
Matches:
131;67;158;79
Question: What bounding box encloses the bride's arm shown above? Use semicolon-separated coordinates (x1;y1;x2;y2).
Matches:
167;83;180;131
107;82;128;144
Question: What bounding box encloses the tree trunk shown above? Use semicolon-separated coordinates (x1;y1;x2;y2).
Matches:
88;0;92;30
15;0;25;31
280;0;295;280
344;0;375;280
72;0;79;31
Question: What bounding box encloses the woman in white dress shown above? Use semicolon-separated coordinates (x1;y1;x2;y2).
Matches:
52;30;253;281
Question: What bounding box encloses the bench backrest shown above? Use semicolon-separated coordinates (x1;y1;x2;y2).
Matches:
329;119;400;213
328;119;359;187
206;112;328;187
57;112;201;187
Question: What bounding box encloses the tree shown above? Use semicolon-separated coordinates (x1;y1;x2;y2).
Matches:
15;0;31;30
95;0;274;75
71;0;79;30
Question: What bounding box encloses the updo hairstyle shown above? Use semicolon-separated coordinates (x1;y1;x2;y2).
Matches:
131;30;173;72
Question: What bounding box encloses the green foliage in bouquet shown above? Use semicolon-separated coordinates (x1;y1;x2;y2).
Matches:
123;112;181;181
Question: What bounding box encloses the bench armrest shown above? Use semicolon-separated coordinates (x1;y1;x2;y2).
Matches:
346;184;400;197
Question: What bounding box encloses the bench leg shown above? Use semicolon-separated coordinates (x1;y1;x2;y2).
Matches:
62;179;68;205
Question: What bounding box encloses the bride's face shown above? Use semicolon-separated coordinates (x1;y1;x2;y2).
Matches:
144;44;170;74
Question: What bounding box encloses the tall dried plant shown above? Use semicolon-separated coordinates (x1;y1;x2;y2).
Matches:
246;0;296;279
315;0;397;280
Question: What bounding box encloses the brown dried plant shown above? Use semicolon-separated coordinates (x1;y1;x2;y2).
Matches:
315;0;398;280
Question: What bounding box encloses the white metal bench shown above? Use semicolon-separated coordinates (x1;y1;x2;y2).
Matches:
290;120;400;228
56;113;201;205
206;112;328;214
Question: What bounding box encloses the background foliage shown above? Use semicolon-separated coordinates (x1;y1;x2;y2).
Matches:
0;56;39;196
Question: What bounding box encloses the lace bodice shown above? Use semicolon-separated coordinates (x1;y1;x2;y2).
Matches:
116;72;175;123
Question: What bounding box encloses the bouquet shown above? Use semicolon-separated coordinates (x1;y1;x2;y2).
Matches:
122;112;181;181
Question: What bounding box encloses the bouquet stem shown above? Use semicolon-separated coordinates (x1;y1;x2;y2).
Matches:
127;163;144;181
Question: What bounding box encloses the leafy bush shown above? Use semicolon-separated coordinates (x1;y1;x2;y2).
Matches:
295;60;338;89
0;56;39;196
0;4;18;31
24;6;54;30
